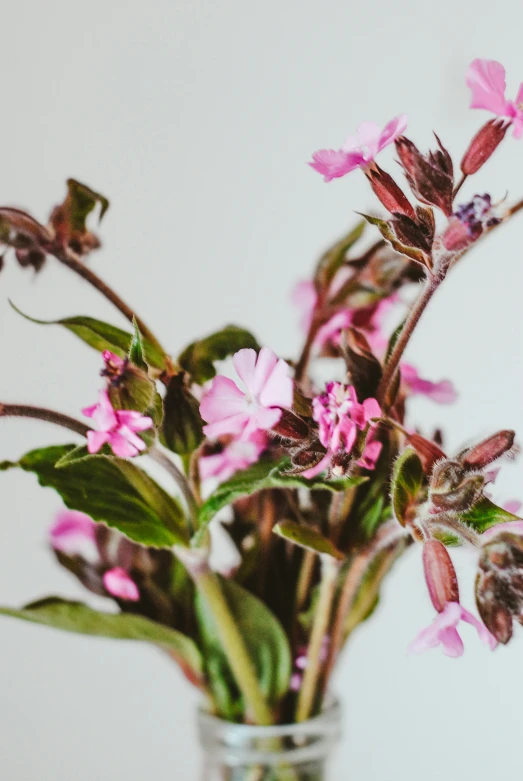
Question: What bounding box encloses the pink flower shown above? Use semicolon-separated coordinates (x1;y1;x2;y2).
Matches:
303;383;381;477
200;348;293;439
309;115;408;182
200;430;267;483
401;364;457;404
82;390;153;458
103;567;140;602
292;280;318;333
466;59;523;139
409;602;497;658
50;510;99;564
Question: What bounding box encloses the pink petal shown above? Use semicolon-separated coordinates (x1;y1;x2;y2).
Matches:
481;520;523;542
92;390;118;431
258;358;294;409
315;311;353;348
512;117;523;139
362;397;381;422
233;349;258;392
466;59;509;116
251;347;279;397
208;518;242;576
245;406;282;434
200;376;247;423
459;606;497;650
117;427;148;452
516;83;523;105
203;412;251;439
377;114;408;152
308;148;361;181
81;403;98;419
301;453;332;479
439;626;465;658
504;500;523;515
50;511;99;563
108;432;141;458
292;280;318;333
358;439;382;470
117;411;153;432
103;567;140;601
86;430;111;454
356;121;382;160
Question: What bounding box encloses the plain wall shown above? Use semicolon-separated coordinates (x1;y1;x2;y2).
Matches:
1;1;522;778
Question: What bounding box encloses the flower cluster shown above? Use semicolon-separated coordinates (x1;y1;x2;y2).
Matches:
1;56;523;735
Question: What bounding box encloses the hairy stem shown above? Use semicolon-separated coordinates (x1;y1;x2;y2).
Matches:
53;247;163;349
295;556;340;722
149;446;199;534
377;277;440;408
0;403;89;437
196;569;274;726
452;173;467;199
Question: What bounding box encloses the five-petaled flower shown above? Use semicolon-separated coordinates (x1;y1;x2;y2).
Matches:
200;347;293;439
409;601;497;657
308;115;407;182
82;389;153;458
466;59;523;139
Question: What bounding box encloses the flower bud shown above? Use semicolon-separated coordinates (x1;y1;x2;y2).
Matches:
407;433;446;473
271;410;310;442
365;164;417;220
441;217;472;251
395;135;454;216
423;539;459;612
476;531;523;644
461;119;510;176
460;430;515;471
161;373;204;455
430;474;484;513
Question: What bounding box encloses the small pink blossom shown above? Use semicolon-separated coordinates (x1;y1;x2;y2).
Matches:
200;431;267;483
50;510;99;564
103;567;140;602
309;115;408;182
82;390;153;458
466;59;523;139
303;383;380;477
200;348;293;439
409;602;497;658
401;364;457;404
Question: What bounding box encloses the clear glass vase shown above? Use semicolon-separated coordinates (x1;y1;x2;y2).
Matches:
198;700;341;781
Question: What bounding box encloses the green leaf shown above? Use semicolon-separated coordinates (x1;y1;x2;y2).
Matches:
179;325;259;384
0;597;203;681
273;520;345;560
64;178;109;231
360;213;429;267
196;459;367;538
7;444;188;548
196;578;291;718
314;220;366;291
9;302;166;370
460;497;523;533
391;447;424;526
129;317;148;370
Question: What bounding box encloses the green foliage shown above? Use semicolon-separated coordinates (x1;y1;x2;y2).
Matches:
178;325;259;384
63;179;109;231
0;597;203;682
195;459;367;540
314;220;366;292
9;303;166;370
196;578;291;720
1;445;188;548
391;447;424;526
161;374;204;456
460;497;523;533
273;520;345;560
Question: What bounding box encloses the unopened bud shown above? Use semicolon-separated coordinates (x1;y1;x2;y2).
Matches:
395;134;454;217
476;532;523;643
161;373;204;455
365;164;417;220
271;410;310;442
390;212;434;253
423;539;459;612
461;119;510;176
407;433;445;473
460;430;515;471
441;217;472;251
105;352;155;413
430;474;484;513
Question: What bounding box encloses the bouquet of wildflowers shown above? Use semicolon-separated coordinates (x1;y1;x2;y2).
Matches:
2;57;523;730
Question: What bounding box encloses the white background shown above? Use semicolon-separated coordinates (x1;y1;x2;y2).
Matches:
0;1;522;779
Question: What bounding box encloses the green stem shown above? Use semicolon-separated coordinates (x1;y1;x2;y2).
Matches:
0;403;89;437
196;569;274;726
148;446;199;535
295;556;339;723
53;246;164;350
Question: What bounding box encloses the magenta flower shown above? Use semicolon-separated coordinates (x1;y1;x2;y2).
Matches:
103;567;140;602
303;383;381;477
466;59;523;139
200;348;293;439
401;364;457;404
309;115;408;182
199;430;267;483
50;510;99;564
409;602;497;657
82;390;153;458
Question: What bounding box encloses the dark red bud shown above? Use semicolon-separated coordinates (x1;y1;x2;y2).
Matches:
271;410;310;442
429;474;484;513
461;119;510;176
460;430;515;471
365;164;417;221
423;539;459;612
407;433;446;473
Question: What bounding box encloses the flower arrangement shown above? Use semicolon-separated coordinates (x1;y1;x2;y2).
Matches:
1;58;523;736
